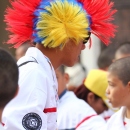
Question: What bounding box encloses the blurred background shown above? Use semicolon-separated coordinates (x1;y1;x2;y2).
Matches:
0;0;130;74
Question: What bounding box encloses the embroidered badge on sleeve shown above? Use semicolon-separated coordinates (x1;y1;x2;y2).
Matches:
22;113;42;130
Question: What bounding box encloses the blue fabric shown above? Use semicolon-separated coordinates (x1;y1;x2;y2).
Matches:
59;89;67;99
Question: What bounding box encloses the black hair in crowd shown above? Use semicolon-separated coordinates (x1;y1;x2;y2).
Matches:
98;47;115;70
0;48;19;108
108;56;130;86
116;42;130;55
74;84;100;102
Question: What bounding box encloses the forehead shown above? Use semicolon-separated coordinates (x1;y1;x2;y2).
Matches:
115;53;130;60
63;39;82;50
107;72;120;82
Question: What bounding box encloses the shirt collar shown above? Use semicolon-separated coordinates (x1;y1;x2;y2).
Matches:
59;89;67;99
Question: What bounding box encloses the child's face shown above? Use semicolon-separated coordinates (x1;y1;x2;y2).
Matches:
106;72;130;108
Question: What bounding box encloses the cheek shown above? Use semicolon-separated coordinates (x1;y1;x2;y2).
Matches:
110;89;125;105
93;102;105;114
111;90;120;100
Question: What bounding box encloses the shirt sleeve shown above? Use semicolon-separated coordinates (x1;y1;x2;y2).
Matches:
2;66;48;130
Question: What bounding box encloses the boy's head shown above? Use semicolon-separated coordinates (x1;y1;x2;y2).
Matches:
0;48;18;109
98;48;115;70
55;65;69;96
106;57;130;108
115;42;130;60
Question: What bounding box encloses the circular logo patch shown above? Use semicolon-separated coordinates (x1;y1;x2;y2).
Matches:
22;113;42;130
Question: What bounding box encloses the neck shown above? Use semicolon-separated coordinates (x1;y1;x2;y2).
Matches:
126;107;130;119
36;44;62;70
0;109;3;123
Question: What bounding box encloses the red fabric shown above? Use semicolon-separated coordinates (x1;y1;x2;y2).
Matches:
43;107;57;113
76;114;97;129
78;0;117;45
4;0;41;48
104;116;111;121
2;122;5;126
5;0;117;48
124;121;127;126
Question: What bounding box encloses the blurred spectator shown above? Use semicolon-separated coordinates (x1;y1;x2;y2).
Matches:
15;42;34;60
98;47;115;71
65;63;87;91
74;69;117;121
114;42;130;60
0;48;18;129
75;69;108;114
56;66;106;130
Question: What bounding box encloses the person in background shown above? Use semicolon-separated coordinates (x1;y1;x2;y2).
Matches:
15;42;34;60
98;47;115;71
3;0;116;129
0;48;18;130
65;62;87;91
56;66;106;130
114;42;130;60
106;57;130;130
75;69;116;121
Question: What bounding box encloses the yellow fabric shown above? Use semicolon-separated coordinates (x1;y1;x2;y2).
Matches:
37;0;89;49
84;69;108;101
84;69;119;111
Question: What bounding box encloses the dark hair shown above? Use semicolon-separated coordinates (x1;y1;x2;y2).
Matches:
116;42;130;55
74;84;100;102
0;48;18;108
98;47;115;70
108;56;130;85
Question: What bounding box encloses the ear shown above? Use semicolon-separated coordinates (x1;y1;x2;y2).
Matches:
87;92;95;106
64;73;69;84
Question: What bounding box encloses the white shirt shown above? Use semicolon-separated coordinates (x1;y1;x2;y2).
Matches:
100;109;115;121
106;107;127;130
124;117;130;130
0;124;4;130
2;47;58;130
58;91;106;130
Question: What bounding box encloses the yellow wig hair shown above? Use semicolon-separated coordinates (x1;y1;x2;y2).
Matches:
36;0;90;49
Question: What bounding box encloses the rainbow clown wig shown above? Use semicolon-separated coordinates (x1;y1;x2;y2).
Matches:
4;0;117;49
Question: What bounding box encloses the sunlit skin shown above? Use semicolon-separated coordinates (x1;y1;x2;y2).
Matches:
106;72;129;107
59;39;86;67
115;52;130;60
36;39;86;70
106;72;130;118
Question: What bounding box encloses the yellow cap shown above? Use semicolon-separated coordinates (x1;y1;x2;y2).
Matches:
84;69;108;101
84;69;119;111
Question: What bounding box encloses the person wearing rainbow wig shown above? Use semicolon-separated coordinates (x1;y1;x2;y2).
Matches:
2;0;116;129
